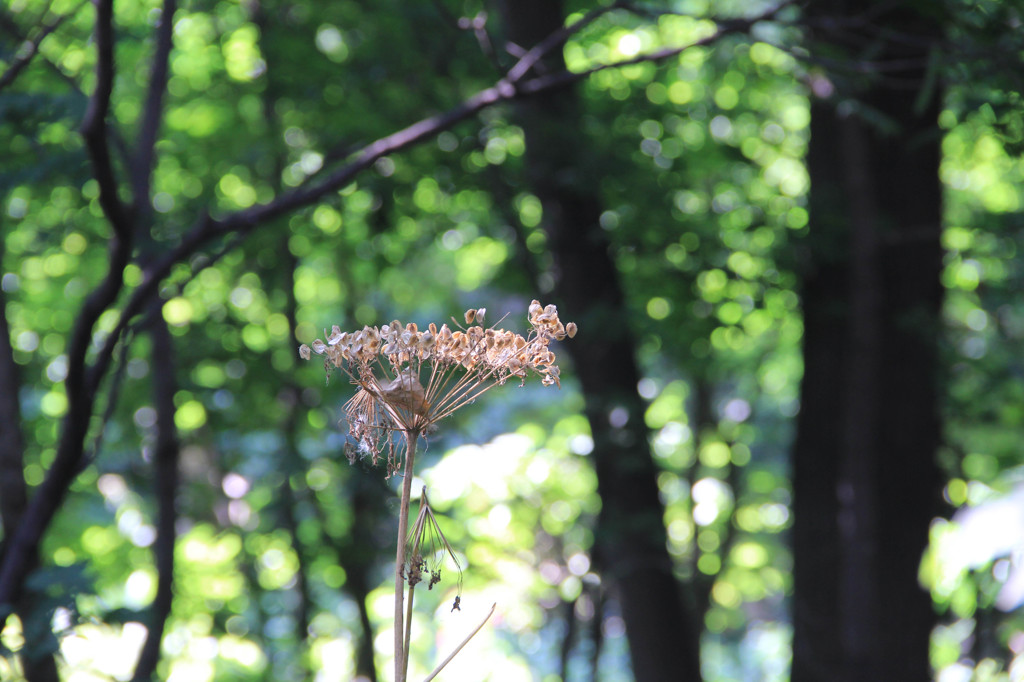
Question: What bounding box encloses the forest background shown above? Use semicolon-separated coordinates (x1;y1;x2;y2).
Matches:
2;0;1024;681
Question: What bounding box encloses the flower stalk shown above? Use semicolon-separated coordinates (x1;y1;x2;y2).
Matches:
394;428;418;680
299;302;575;681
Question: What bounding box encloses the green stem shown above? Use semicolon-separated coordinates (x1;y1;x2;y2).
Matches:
394;429;418;682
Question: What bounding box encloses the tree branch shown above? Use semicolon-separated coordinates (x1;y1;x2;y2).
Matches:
131;0;177;212
0;0;136;612
93;2;783;376
0;1;87;93
459;12;503;74
0;0;790;613
0;11;136;163
80;0;129;237
82;323;136;468
505;0;624;83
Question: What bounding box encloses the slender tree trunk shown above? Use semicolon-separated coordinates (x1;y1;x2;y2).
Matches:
792;3;945;680
317;476;385;682
0;235;27;558
499;2;701;680
251;4;318;665
279;245;314;656
132;302;181;682
0;230;59;682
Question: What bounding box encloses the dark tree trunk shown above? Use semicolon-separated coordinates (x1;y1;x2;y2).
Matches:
499;2;701;680
335;476;386;682
792;3;945;680
0;234;59;682
0;236;27;557
132;302;181;682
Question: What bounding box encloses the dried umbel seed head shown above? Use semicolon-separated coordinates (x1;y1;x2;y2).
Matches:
378;369;430;417
529;300;542;319
298;300;575;468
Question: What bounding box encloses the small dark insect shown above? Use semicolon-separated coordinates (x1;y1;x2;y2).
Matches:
451;595;461;612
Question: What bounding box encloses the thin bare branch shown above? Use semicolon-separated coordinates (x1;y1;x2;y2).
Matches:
0;17;125;155
0;1;87;93
132;0;177;211
82;321;136;468
505;0;624;83
459;12;503;74
516;10;783;98
80;0;129;236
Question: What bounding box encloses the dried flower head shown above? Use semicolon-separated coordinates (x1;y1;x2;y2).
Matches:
299;301;575;474
404;487;462;594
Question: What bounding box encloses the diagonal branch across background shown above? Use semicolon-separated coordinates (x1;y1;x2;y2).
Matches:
95;0;785;384
0;0;791;618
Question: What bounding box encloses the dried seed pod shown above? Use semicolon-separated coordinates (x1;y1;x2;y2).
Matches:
300;299;575;456
379;369;430;416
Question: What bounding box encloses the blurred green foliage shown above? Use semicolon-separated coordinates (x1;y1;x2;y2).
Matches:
2;0;1024;680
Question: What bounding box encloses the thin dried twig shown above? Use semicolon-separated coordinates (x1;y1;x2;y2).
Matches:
422;602;497;682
